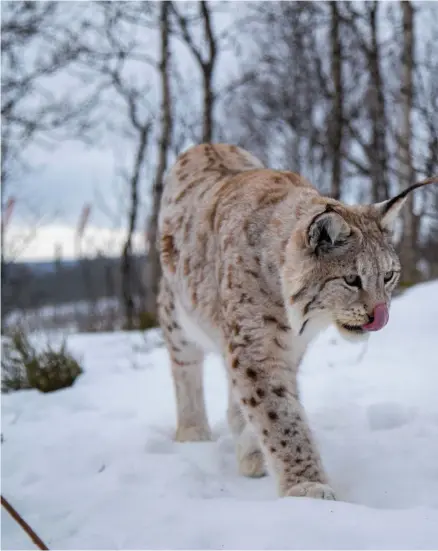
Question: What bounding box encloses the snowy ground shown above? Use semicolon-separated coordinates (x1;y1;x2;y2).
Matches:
2;282;438;549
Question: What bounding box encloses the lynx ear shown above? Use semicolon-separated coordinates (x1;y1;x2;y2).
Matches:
307;208;351;253
376;177;438;230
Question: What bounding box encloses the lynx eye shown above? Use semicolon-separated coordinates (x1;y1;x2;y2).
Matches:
344;274;362;288
384;270;394;283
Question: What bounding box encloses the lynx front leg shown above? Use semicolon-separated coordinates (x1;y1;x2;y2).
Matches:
227;381;267;478
227;340;335;499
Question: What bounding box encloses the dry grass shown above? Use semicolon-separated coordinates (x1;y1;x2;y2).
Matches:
1;328;83;394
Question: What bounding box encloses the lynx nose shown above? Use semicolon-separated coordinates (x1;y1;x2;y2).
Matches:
362;303;389;332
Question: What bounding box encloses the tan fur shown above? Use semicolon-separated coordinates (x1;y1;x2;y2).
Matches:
158;143;403;499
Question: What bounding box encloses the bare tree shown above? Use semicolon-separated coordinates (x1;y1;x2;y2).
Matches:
145;1;173;318
399;0;416;282
121;123;152;329
171;1;218;142
367;1;390;202
329;1;344;200
89;3;156;329
1;2;103;188
1;1;100;330
335;2;391;202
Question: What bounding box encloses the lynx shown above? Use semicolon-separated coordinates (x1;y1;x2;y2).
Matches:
158;143;434;499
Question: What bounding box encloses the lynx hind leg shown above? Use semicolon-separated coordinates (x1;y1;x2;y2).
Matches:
227;382;267;478
158;281;211;442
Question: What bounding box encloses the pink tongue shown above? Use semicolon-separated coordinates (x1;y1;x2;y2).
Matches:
362;303;389;331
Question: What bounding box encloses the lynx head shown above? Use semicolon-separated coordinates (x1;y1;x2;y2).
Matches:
283;179;436;342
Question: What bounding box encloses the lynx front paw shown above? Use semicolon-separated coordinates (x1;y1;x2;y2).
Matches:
238;449;267;478
283;482;336;500
175;425;212;442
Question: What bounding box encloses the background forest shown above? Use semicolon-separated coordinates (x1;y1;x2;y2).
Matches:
2;0;437;331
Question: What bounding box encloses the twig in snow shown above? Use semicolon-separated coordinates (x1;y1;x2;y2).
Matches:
1;495;49;550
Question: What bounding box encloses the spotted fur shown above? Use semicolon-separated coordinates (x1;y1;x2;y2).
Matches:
158;143;422;499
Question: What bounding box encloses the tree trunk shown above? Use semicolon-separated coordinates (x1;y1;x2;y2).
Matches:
145;0;172;318
171;2;217;144
202;67;214;142
121;125;149;329
399;0;416;283
368;1;390;203
330;1;343;201
200;1;216;143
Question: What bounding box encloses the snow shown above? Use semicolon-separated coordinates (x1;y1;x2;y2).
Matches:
2;281;438;550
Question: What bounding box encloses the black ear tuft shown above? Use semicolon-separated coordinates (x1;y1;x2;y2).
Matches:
375;176;438;230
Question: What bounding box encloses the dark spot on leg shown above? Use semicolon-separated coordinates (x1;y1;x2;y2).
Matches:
246;367;257;380
270;447;277;453
280;440;287;447
263;429;269;436
268;411;278;421
284;428;290;436
256;388;265;398
249;397;258;407
273;386;286;397
264;315;278;324
231;357;239;369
